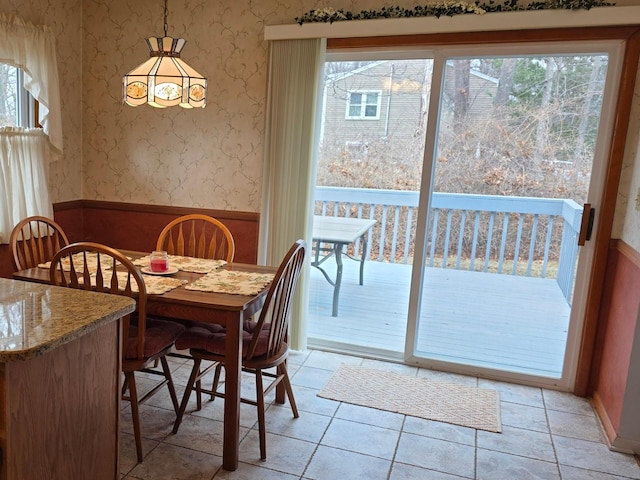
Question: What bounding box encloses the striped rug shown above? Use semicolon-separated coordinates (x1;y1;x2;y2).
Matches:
318;364;501;433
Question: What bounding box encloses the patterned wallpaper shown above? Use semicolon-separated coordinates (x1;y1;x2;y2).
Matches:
80;0;422;213
1;0;640;248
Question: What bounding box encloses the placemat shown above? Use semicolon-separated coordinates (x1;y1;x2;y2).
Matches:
39;252;124;271
77;271;187;295
185;270;274;295
133;255;227;273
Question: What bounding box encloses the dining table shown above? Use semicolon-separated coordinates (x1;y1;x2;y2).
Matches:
12;250;277;472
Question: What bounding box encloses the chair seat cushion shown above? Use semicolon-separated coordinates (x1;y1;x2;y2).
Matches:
175;320;270;357
125;318;185;359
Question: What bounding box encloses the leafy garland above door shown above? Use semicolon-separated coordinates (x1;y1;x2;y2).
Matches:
295;0;615;25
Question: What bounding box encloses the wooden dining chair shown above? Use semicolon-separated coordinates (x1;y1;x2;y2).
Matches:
156;213;235;261
156;215;235;366
10;215;69;271
49;242;185;463
171;240;306;460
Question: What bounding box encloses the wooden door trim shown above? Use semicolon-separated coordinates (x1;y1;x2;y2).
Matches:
328;25;640;395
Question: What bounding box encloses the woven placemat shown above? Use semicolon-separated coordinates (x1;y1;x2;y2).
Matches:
185;270;274;295
318;364;501;433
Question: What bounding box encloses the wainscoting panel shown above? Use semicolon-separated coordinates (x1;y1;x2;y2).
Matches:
75;201;259;264
591;240;640;450
0;201;260;280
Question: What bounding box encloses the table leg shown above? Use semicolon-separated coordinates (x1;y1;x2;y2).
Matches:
222;313;242;471
359;235;368;286
332;242;344;317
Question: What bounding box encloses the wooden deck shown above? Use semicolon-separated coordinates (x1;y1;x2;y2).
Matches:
307;258;570;378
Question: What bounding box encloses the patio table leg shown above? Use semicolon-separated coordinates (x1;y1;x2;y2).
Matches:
359;235;368;286
332;242;345;317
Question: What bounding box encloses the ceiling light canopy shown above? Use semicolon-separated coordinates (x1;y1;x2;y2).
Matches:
123;0;207;109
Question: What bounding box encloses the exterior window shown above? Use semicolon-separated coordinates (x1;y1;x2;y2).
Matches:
0;64;33;127
347;91;381;119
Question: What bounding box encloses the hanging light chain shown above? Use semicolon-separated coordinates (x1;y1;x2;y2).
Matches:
163;0;169;37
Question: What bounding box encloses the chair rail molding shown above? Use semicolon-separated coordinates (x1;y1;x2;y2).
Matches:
264;6;640;40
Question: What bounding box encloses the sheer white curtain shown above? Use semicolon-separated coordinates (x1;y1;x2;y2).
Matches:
0;14;62;243
258;38;325;350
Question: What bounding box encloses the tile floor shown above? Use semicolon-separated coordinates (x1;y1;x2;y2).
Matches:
120;349;640;480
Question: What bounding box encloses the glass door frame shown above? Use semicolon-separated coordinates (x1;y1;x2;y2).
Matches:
403;39;626;390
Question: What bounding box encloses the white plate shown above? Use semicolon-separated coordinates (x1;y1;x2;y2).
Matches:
140;266;179;276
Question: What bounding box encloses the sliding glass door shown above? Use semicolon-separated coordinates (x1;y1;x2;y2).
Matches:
308;54;431;358
407;42;623;386
309;39;624;387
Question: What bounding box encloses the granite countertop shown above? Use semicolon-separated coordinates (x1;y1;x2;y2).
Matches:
0;278;135;362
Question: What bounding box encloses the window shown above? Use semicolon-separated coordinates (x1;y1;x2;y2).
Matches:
346;91;381;119
0;13;62;243
0;64;33;127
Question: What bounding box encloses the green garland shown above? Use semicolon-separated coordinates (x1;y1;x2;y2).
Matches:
295;0;615;25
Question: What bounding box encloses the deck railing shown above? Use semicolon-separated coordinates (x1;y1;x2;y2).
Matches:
314;186;583;304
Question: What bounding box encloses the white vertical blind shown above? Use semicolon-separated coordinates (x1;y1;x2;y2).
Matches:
258;38;325;350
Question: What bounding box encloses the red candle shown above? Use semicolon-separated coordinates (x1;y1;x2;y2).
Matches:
150;251;169;272
150;258;168;272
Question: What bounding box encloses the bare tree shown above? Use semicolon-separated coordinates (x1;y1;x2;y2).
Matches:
534;57;556;162
452;59;470;132
494;58;517;107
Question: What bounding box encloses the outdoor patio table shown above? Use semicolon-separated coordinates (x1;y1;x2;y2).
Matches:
312;215;377;316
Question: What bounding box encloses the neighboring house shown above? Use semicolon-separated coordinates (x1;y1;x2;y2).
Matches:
320;59;498;158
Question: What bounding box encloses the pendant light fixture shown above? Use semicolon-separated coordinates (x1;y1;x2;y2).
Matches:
123;0;207;108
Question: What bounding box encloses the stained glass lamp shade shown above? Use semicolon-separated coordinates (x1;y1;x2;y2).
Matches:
123;36;207;109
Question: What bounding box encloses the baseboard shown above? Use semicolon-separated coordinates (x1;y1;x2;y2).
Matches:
592;391;617;444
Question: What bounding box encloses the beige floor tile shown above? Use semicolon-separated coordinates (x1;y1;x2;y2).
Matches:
543;389;595;415
499;401;549;433
214;462;299;479
321;418;401;459
477;425;556;462
292;384;340;417
303;349;364;370
547;408;604;443
395;432;475;478
127;443;222;480
478;378;544;407
476;448;560;480
238;430;317;476
304;445;392;480
389;462;470;479
264;403;331;443
402;415;476;446
290;365;336;389
553;436;640;479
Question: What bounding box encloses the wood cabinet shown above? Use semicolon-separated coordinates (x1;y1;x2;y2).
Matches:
0;279;134;479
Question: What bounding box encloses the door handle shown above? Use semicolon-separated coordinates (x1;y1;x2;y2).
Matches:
578;203;595;246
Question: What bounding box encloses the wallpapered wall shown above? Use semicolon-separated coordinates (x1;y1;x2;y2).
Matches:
81;0;403;213
1;0;640;249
